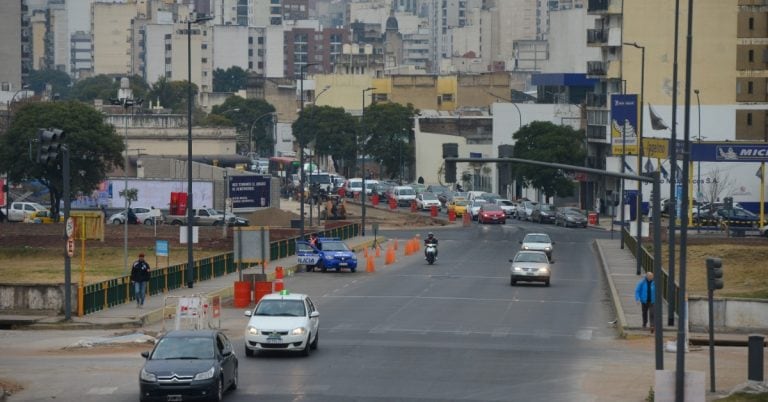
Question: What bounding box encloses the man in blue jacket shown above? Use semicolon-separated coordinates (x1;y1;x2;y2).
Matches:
634;271;656;331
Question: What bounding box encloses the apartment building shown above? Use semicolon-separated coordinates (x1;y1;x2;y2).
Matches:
91;2;137;75
283;24;347;78
0;1;24;92
70;31;92;79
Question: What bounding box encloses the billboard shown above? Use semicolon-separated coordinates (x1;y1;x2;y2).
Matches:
611;94;639;156
229;175;270;209
109;179;214;209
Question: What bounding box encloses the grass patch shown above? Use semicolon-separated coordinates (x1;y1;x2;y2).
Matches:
716;392;768;401
0;247;228;284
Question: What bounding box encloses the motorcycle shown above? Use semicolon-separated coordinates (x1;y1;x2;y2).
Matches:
425;243;437;265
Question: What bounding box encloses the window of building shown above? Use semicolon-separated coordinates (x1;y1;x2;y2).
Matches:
749;17;755;30
258;37;264;44
749;81;754;94
748;112;753;125
442;94;454;102
165;34;171;40
249;36;253;44
249;49;253;56
749;49;754;63
249;61;253;69
202;43;207;49
165;57;171;64
258;61;263;69
202;58;208;64
165;44;171;51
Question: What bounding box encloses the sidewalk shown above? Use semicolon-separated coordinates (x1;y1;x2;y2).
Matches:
22;235;379;330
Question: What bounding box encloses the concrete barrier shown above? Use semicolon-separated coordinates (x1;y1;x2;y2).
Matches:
688;297;768;332
0;284;76;314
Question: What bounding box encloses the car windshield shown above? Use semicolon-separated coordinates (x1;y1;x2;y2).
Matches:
498;200;513;206
421;193;438;201
254;299;306;317
540;205;554;211
321;241;350;251
454;200;467;206
398;188;415;195
308;174;331;184
473;200;487;206
514;253;549;263
567;211;585;217
482;204;502;211
151;336;215;360
365;182;377;189
297;243;315;252
428;186;448;193
524;234;551;244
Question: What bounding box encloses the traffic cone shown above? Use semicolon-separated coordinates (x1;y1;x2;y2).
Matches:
404;241;412;256
385;247;395;265
274;266;284;292
364;247;369;257
375;245;381;257
394;239;399;250
366;255;375;272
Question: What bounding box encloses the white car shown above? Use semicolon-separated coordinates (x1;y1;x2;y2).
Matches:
468;199;487;220
416;192;442;211
494;199;516;217
108;207;161;225
519;232;555;260
243;291;319;357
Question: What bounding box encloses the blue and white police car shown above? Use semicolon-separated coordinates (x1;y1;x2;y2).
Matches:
297;238;358;272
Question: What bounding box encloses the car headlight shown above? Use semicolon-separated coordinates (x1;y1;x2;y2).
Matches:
194;367;215;381
291;327;307;336
140;368;157;382
513;266;523;272
523;246;529;250
324;255;334;260
246;326;259;336
351;255;357;260
544;247;551;251
538;267;550;273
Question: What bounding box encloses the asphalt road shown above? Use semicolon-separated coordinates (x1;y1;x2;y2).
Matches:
2;220;638;402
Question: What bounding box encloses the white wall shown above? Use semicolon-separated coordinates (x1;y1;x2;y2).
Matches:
144;24;173;85
543;8;599;74
213;25;249;71
265;26;285;78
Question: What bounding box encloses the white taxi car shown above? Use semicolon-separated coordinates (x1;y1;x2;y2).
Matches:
243;291;319;357
519;233;554;260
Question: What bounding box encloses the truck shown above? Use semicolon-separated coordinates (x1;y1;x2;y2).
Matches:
5;202;49;222
165;207;226;226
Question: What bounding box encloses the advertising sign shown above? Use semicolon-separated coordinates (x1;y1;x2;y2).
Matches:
229;175;270;209
691;142;768;162
611;94;639;156
156;240;169;257
643;137;686;160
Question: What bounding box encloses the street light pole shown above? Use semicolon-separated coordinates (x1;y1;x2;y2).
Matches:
624;41;645;276
694;89;702;206
309;85;331;227
186;14;213;289
249;111;277;156
298;62;318;239
361;87;376;236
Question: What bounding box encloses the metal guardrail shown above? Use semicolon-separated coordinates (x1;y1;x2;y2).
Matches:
622;227;680;316
82;223;360;314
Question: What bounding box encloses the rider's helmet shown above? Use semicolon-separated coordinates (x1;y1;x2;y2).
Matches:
427;232;434;238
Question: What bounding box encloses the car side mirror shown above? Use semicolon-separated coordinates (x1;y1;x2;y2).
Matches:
244;310;252;317
551;241;556;245
141;351;150;359
549;260;555;264
222;347;233;356
518;240;522;244
310;311;320;318
508;259;514;263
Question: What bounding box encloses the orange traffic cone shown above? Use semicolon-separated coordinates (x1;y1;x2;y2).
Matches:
394;239;398;250
375;245;381;257
364;247;369;257
404;241;412;256
366;256;375;272
385;247;395;265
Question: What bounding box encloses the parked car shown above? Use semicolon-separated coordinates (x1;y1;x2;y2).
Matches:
510;250;552;286
518;201;539;221
344;178;364;198
530;203;556;224
415;192;442;211
139;329;238;402
555;207;588;228
243;291;320;357
714;207;760;228
6;202;49;222
297;238;358;272
493;198;516;217
477;203;506;224
519;232;554;259
108;207;162;225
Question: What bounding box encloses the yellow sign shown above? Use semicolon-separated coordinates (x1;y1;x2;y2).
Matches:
643;137;670;159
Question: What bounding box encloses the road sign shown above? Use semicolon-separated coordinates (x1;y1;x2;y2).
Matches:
67;237;75;257
156;240;169;257
65;218;76;238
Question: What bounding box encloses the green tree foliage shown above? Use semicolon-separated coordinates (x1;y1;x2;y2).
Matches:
69;74;150;104
360;102;417;180
213;66;248;93
147;77;198;113
293;105;358;174
209;96;276;155
512;121;586;199
0;101;124;218
27;69;71;99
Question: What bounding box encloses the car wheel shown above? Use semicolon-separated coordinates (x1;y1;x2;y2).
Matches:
230;365;238;390
318;261;326;273
213;376;224;402
245;346;254;357
143;219;154;226
545;279;551;287
301;335;311;357
112;219;122;225
510;276;516;286
310;331;319;350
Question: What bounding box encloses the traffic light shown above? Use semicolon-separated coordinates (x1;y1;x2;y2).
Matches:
37;128;65;165
442;143;458;183
706;257;724;291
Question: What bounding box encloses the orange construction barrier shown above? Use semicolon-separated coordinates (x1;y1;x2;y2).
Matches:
430;205;438;217
463;211;471;227
233;281;251;308
448;210;456;222
389;197;397;210
366;256;375;272
372;193;380;206
411;200;418;213
404;241;412;256
275;266;284;279
254;281;272;303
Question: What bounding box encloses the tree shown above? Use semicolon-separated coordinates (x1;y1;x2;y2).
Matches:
292;105;358;174
209;97;276;155
27;69;72;99
703;167;736;205
69;74;150;104
512;121;586;199
0;101;124;219
360;102;417;180
147;77;198;113
213;66;248;93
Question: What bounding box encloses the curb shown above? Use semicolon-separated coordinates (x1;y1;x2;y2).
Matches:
593;240;628;339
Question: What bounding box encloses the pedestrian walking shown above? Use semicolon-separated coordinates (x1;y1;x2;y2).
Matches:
634;271;656;332
130;253;151;307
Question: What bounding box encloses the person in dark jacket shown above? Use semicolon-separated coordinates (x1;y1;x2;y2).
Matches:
634;271;656;331
130;253;151;307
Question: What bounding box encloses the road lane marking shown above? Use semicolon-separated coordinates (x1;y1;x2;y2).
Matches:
86;387;117;395
321;294;590;305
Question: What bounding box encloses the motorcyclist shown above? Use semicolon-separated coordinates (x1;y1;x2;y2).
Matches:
424;232;438;259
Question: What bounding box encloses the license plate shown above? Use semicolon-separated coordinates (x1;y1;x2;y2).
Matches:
492;216;498;220
298;256;318;264
265;337;282;343
167;396;182;402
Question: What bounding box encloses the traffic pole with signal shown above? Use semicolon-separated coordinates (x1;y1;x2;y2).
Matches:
442;143;458;184
706;257;723;392
37;128;71;321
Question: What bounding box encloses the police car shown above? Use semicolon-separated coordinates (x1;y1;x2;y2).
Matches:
297;238;358;272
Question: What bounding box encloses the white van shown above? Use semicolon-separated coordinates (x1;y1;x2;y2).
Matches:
345;178;363;197
392;186;417;206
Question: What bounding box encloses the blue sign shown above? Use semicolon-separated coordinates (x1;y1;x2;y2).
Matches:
469;152;482;158
229;175;271;208
156;240;169;257
610;94;639;155
692;142;768;162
